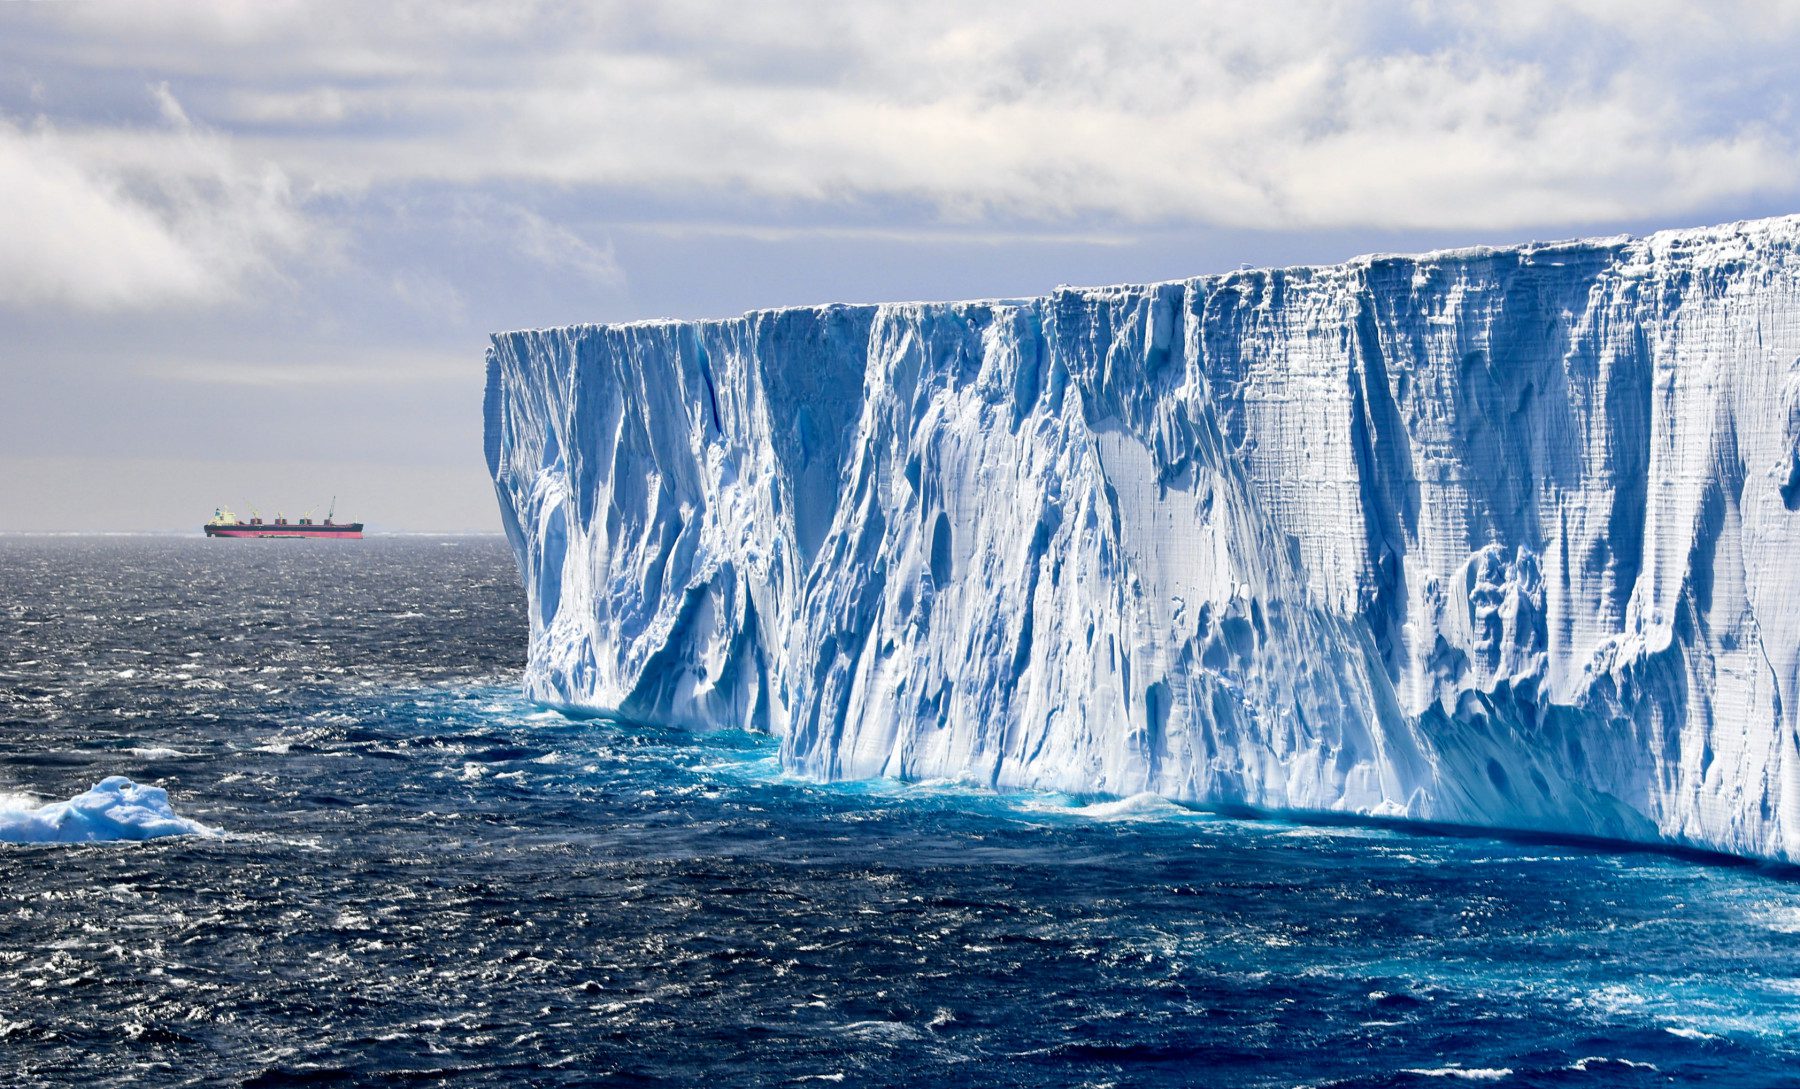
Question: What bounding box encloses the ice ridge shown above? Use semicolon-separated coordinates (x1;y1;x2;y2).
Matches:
485;214;1800;862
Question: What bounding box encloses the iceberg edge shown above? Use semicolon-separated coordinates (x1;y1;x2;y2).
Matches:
486;214;1800;863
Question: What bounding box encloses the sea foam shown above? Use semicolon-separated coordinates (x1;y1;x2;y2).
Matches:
0;776;217;844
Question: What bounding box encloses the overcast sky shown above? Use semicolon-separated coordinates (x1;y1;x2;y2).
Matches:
4;1;1799;532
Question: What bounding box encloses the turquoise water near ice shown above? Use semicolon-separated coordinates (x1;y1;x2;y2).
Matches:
2;538;1799;1087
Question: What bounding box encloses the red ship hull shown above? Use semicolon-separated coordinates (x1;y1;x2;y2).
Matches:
205;524;363;539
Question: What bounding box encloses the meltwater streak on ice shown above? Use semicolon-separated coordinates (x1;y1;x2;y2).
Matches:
485;213;1800;864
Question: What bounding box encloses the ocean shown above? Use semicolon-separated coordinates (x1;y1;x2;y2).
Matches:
2;537;1798;1087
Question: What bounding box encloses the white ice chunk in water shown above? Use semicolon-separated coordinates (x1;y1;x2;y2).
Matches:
0;776;218;843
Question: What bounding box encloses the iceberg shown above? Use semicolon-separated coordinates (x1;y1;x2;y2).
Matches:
0;776;218;843
485;215;1800;862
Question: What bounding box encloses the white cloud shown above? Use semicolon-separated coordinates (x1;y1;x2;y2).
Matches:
0;118;218;310
6;0;1800;310
389;270;469;324
507;206;622;286
149;80;190;128
183;2;1800;229
0;85;311;311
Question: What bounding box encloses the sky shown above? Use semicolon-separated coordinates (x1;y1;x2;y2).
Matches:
4;1;1799;532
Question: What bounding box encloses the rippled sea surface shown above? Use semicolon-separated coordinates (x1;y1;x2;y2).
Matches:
4;537;1800;1088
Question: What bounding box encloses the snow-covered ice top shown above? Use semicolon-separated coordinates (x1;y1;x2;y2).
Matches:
0;776;218;844
486;214;1800;863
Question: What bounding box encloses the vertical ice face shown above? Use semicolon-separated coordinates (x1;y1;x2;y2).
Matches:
486;215;1800;862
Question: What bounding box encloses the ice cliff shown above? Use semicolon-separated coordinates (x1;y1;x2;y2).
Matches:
485;215;1800;863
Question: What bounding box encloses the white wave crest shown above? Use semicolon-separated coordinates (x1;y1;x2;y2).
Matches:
0;776;218;843
1663;1026;1720;1040
1018;791;1201;822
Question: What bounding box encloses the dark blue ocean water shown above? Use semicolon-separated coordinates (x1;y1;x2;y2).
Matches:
3;537;1799;1088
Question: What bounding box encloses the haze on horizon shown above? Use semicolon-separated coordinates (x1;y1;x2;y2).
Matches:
5;0;1799;533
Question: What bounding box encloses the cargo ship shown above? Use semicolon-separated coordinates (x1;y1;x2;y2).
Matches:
205;500;362;539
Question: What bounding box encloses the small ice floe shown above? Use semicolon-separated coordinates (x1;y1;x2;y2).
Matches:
0;776;218;843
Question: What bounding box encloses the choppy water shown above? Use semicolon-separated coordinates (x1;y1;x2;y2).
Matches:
2;537;1799;1088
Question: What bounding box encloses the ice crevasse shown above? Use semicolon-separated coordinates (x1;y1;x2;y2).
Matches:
485;215;1800;863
